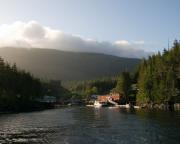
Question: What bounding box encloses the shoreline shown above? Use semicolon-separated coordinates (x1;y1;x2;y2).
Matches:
0;103;180;114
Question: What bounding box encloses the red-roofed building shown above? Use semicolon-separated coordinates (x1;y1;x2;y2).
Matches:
97;92;122;103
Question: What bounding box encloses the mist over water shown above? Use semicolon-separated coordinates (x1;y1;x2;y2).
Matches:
0;107;180;144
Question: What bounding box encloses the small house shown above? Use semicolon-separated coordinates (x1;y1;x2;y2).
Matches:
40;95;57;103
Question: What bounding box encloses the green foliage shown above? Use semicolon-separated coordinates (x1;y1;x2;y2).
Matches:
0;57;70;111
0;57;43;111
113;72;132;102
64;77;117;99
136;40;180;104
115;72;131;95
42;80;71;102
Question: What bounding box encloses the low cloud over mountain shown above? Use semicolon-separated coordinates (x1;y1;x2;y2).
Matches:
0;21;150;58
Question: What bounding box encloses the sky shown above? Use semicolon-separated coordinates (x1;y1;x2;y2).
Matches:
0;0;179;58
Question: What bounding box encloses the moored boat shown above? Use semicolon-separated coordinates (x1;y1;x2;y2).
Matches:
94;100;102;107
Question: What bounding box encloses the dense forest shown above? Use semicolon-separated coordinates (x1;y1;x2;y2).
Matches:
0;57;42;111
113;40;180;107
136;40;180;105
0;57;70;112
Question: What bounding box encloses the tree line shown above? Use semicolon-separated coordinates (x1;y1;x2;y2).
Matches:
64;77;117;100
114;40;180;106
136;40;180;105
0;57;70;112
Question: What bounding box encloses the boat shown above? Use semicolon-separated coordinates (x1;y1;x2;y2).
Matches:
118;104;130;108
86;104;94;107
125;104;130;108
93;100;108;107
94;100;103;107
133;105;140;109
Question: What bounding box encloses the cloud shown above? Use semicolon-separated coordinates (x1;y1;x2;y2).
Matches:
114;40;130;45
23;21;45;40
0;21;150;58
133;40;145;45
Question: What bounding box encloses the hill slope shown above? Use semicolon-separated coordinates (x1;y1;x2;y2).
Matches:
0;48;140;80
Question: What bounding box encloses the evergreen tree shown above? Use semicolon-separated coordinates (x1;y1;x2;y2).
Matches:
115;72;131;102
136;40;180;105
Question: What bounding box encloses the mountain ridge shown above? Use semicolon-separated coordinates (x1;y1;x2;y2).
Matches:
0;47;140;80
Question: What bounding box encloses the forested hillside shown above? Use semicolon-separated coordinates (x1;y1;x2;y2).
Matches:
0;47;140;80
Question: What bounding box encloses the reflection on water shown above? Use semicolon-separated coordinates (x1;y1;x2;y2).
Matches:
0;107;180;144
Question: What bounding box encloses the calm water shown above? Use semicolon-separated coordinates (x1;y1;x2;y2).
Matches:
0;107;180;144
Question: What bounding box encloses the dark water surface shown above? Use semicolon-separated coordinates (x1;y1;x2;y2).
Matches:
0;107;180;144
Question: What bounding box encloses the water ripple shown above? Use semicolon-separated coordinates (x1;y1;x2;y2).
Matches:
0;107;180;144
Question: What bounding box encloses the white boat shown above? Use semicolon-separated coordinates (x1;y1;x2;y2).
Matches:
125;104;130;108
94;100;102;107
108;106;119;109
133;105;140;109
118;104;130;108
86;105;94;107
